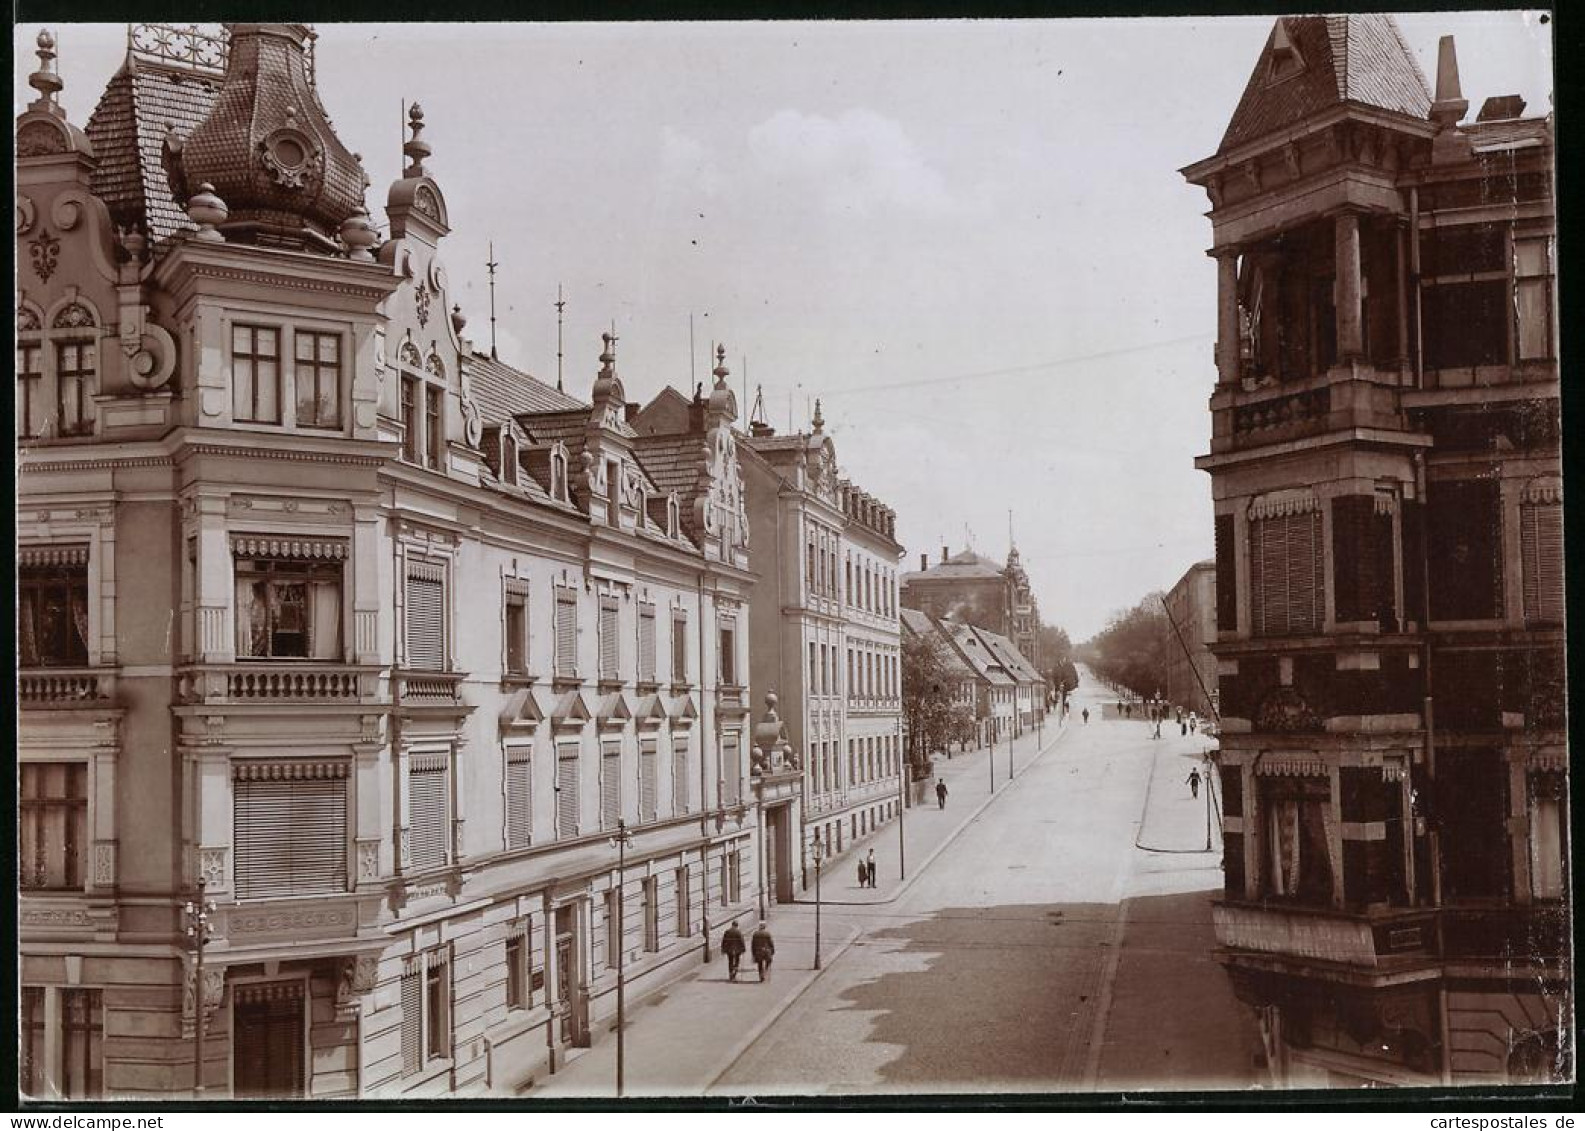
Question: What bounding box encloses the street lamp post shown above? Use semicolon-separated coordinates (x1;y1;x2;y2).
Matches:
897;731;906;883
609;818;634;1097
811;830;825;969
988;716;996;795
183;880;216;1097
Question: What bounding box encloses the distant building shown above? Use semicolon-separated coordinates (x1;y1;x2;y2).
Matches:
1162;560;1217;721
900;542;1042;670
735;402;906;888
1182;16;1565;1087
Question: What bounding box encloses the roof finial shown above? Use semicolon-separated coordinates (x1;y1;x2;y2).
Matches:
811;398;825;433
403;102;432;177
713;343;730;385
29;29;64;113
486;241;499;359
554;284;567;392
600;330;618;372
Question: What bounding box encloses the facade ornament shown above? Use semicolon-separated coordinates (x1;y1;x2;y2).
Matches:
187;183;228;242
339;208;379;261
415;281;432;328
29;229;60;282
19;305;43;332
403;103;432;178
460;396;482;447
450;303;467;334
335;953;380;1019
29;29;65;111
17;121;68;158
53;301;96;329
17;194;38;236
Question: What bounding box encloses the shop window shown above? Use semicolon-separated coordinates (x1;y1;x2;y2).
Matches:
235;554;343;660
20;987;45;1097
20;762;87;891
233;760;348;899
232;325;281;424
293;331;341;429
19;552;89;667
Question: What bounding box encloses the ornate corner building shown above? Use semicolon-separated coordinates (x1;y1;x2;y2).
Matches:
16;24;776;1099
1181;17;1567;1086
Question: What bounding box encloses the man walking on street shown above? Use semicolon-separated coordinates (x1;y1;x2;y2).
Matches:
751;921;775;982
1187;767;1201;799
936;778;949;810
722;920;745;981
865;848;877;888
1082;708;1090;725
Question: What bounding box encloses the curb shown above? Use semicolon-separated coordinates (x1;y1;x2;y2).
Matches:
704;924;862;1091
793;720;1074;910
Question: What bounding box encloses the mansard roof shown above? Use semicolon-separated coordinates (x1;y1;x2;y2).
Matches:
1219;15;1432;155
85;54;221;241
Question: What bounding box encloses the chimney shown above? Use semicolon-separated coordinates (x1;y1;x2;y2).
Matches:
920;553;928;572
1477;95;1527;122
1431;35;1469;126
624;402;640;424
750;420;775;438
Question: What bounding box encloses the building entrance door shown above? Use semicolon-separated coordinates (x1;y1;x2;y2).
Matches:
554;904;587;1047
765;805;794;904
232;981;306;1098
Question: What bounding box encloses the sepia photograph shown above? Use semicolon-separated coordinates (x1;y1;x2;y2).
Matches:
12;9;1570;1105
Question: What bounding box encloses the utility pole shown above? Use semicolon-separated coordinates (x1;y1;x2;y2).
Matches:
183;880;216;1097
609;819;634;1097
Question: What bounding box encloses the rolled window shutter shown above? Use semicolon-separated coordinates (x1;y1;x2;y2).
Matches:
601;744;621;828
722;735;740;805
506;748;531;848
1288;511;1316;633
672;615;687;681
639;607;656;682
405;566;446;670
555;591;577;676
1523;502;1565;624
640;738;657;823
409;754;450;870
672;736;689;815
233;765;348;900
400;971;422;1075
556;749;579;837
599;598;619;679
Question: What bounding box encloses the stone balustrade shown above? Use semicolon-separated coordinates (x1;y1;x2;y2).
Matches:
19;668;112;705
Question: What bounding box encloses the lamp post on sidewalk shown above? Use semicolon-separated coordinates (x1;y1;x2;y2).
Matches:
609;818;634;1097
811;829;825;970
183;879;216;1097
988;717;995;795
897;724;907;882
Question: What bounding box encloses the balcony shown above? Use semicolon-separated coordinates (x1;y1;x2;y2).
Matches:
396;669;467;709
19;668;117;707
1213;900;1436;969
178;663;380;706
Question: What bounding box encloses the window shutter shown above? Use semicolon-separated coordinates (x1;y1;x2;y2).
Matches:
601;743;621;828
400;971;422;1076
1288;510;1322;633
405;563;446;670
233;763;348;900
722;734;741;805
672;735;689;815
639;737;658;823
554;590;577;676
409;753;450;870
556;747;579;838
672;614;688;682
599;597;619;680
638;605;656;683
1523;502;1565;624
506;747;531;849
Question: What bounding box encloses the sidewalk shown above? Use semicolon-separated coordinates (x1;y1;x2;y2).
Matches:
524;717;1070;1096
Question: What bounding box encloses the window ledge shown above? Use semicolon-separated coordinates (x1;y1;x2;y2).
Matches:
501;674;538;690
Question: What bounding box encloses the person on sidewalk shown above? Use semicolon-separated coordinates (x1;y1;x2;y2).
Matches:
1189;713;1198;735
1082;708;1090;725
856;856;868;889
936;778;949;809
751;921;775;982
722;920;746;981
1186;767;1201;799
865;848;877;888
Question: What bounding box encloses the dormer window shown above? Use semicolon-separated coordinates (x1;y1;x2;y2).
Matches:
550;444;569;502
500;432;517;486
1266;20;1304;84
667;495;681;538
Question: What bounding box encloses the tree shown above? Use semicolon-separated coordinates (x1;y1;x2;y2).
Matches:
1038;623;1079;702
1080;592;1172;701
902;631;956;779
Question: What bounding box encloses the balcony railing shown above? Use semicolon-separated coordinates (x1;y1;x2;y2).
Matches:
1213;900;1436;967
178;663;378;705
19;668;114;706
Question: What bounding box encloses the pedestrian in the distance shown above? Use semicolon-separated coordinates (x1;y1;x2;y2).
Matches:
865;848;877;888
857;856;868;888
722;920;746;981
751;921;775;982
1187;768;1201;799
1181;719;1188;737
936;778;949;810
1189;713;1198;735
1082;707;1090;725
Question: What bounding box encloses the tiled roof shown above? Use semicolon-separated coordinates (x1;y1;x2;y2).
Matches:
1465;115;1551;152
469;353;585;422
902;549;1006;583
1219;15;1431;154
744;432;816;454
632;434;701;500
85;57;221;242
977;628;1043;684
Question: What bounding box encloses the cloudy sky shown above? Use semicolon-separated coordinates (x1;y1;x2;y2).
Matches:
17;14;1553;639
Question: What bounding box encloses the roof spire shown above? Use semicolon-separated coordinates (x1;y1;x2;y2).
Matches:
811;398;825;433
28;29;64;114
404;102;432;177
486;241;499;359
554;284;567;391
1430;34;1469;127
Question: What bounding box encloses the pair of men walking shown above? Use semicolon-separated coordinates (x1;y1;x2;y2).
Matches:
857;848;877;888
720;920;774;982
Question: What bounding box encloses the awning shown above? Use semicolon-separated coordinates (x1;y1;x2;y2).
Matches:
1253;752;1327;777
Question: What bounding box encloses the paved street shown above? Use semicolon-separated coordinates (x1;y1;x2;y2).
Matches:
529;666;1262;1097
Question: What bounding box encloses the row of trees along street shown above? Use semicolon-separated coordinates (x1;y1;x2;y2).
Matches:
1078;592;1172;701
